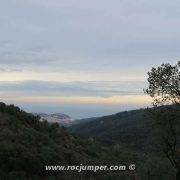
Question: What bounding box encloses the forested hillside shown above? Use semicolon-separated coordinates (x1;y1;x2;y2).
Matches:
70;106;180;180
70;106;179;152
0;102;141;180
70;109;152;150
0;102;178;180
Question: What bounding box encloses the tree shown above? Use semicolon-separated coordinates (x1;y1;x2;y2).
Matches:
145;62;180;180
146;63;180;105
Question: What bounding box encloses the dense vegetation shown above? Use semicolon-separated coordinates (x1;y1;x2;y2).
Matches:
70;109;152;149
0;102;142;180
0;102;179;179
70;106;180;179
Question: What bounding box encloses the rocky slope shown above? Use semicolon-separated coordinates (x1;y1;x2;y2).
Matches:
34;112;74;126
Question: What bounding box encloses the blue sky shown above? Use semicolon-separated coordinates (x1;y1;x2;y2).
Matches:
0;0;179;118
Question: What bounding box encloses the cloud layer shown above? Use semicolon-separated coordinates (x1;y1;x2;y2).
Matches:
0;80;145;97
0;0;179;117
0;0;179;74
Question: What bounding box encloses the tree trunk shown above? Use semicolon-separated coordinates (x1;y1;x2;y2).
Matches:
176;169;180;180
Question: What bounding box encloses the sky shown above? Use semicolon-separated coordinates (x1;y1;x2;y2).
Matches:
0;0;179;118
